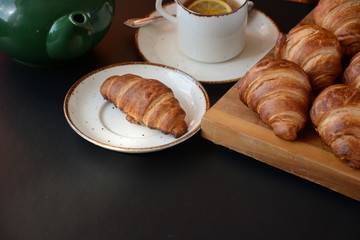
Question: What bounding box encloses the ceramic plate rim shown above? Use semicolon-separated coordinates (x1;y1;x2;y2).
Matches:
135;3;280;84
63;61;210;153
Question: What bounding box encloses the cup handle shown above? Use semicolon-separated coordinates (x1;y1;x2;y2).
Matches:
155;0;177;25
248;1;254;11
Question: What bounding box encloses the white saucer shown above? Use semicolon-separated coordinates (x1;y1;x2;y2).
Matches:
64;62;210;153
136;3;279;84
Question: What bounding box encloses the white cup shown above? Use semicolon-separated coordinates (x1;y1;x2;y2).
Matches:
155;0;252;63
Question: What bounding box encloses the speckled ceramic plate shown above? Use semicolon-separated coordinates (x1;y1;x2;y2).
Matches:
64;62;209;153
135;3;279;83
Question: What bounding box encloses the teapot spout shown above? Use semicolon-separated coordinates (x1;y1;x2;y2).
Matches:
46;11;94;60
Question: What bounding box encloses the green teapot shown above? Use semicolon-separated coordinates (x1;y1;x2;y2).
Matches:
0;0;114;66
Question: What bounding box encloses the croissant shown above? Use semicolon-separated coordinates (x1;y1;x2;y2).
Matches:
310;84;360;168
274;24;342;92
100;74;188;138
313;0;360;58
343;51;360;88
237;59;312;141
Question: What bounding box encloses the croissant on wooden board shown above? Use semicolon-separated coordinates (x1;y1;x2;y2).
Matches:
310;84;360;168
313;0;360;58
274;24;343;92
100;74;188;138
237;59;312;141
343;51;360;88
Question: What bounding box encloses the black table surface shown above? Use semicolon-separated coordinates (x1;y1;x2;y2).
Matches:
1;0;359;239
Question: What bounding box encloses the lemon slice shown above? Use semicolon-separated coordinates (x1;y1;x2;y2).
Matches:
187;0;232;15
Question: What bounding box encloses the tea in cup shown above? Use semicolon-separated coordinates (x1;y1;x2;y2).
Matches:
183;0;242;15
155;0;253;63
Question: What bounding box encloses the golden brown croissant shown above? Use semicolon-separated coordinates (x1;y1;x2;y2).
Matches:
310;84;360;168
343;51;360;88
313;0;360;58
274;24;342;92
237;59;312;141
100;74;188;138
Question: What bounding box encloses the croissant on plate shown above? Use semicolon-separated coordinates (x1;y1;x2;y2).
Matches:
313;0;360;58
237;59;312;141
343;51;360;88
274;24;342;92
310;84;360;168
100;74;188;138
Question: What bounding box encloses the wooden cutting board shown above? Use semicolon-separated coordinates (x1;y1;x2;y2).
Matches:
201;11;360;201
